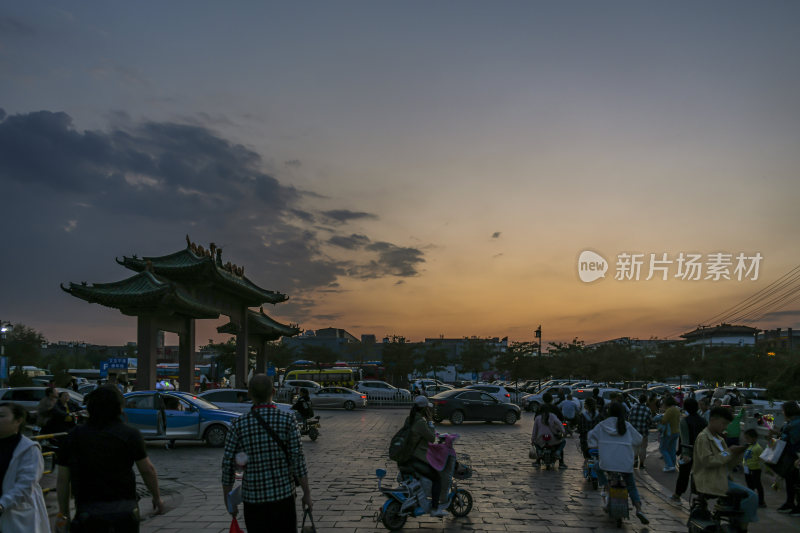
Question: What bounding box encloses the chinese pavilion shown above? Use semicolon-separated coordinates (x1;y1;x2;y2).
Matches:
62;236;300;391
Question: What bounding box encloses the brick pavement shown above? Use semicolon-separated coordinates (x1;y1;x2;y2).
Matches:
89;409;695;533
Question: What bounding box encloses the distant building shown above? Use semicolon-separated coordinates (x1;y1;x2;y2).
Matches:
586;337;680;350
282;327;360;355
680;324;759;347
757;327;798;351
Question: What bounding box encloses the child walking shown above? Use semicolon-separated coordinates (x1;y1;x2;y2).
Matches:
742;428;766;508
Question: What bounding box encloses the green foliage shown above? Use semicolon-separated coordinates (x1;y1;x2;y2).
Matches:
4;324;45;367
201;337;237;372
264;341;296;369
7;367;32;387
458;339;498;375
382;339;415;386
418;344;449;380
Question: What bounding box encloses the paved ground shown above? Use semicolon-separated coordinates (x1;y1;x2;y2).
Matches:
42;409;798;532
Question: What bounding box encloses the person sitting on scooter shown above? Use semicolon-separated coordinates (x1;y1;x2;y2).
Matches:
578;397;602;461
532;393;567;469
292;389;314;427
692;407;757;531
588;402;650;525
404;396;448;517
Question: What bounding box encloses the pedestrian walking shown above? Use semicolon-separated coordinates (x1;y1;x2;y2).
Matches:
222;374;312;532
35;387;58;428
627;394;653;469
658;396;680;472
0;402;49;533
56;385;165;532
671;398;707;502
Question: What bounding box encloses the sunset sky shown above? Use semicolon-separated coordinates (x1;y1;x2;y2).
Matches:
2;2;799;348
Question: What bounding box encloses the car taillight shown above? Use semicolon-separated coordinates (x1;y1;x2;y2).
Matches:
361;395;366;399
505;393;510;397
434;400;447;405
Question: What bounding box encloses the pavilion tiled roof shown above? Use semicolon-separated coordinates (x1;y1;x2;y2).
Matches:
61;271;220;319
217;307;301;340
117;245;287;306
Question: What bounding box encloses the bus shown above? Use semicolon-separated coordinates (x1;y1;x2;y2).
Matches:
283;368;356;387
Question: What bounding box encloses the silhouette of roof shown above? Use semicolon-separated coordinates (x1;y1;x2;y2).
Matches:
117;245;287;306
217;307;301;340
61;271;220;319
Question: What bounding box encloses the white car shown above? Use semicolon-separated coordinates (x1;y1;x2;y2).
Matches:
354;381;411;400
197;388;292;415
465;384;513;403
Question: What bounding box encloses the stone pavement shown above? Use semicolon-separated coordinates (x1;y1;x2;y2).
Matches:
109;409;693;533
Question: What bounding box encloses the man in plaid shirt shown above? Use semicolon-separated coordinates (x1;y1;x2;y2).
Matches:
627;394;653;469
222;374;311;532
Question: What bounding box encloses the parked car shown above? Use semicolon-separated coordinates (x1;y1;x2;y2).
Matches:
0;387;85;423
410;378;446;391
521;385;575;412
712;387;774;408
430;389;520;425
123;390;240;447
354;381;411;400
281;380;323;395
310;387;367;410
424;384;454;395
464;384;513;403
197;388;292;415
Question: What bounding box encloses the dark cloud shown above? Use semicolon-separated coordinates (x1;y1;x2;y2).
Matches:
348;241;425;279
492;231;501;239
0;109;429;331
321;209;378;224
759;309;800;321
284;159;301;167
328;234;370;250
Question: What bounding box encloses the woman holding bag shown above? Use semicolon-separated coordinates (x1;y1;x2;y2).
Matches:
770;401;800;515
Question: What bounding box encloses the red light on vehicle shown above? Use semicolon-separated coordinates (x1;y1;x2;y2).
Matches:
434;400;447;405
577;390;584;393
505;393;510;397
361;395;366;399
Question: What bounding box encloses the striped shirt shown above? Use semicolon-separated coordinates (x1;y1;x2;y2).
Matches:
221;404;307;503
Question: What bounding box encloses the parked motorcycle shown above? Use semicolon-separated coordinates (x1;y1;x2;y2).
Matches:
376;435;473;531
687;484;748;532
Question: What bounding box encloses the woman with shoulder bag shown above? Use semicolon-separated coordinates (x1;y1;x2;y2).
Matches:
0;402;50;533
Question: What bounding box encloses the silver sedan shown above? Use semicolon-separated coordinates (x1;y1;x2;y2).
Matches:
310;387;367;410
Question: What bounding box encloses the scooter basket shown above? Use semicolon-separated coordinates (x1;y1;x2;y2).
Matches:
454;453;472;479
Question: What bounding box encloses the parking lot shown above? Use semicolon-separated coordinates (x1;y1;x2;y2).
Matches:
110;408;697;533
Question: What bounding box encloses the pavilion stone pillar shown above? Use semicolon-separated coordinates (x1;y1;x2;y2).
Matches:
178;317;196;393
235;306;249;388
136;315;159;391
256;340;266;374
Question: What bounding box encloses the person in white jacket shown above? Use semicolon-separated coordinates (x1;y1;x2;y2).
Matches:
587;402;649;525
0;402;49;533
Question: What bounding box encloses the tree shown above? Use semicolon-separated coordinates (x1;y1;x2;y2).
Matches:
201;337;237;374
382;338;416;386
264;341;296;369
419;344;449;382
458;339;497;378
4;324;46;367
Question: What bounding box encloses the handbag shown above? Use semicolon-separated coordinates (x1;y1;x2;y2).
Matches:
529;445;537;460
229;517;244;533
251;409;300;487
760;439;786;464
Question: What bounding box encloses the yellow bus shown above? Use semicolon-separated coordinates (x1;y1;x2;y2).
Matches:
283;368;356;387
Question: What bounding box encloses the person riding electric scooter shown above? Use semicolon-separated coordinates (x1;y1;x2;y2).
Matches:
532;393;567;469
587;402;649;525
400;396;449;516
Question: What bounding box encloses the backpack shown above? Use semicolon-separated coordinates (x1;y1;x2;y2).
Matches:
388;417;417;464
